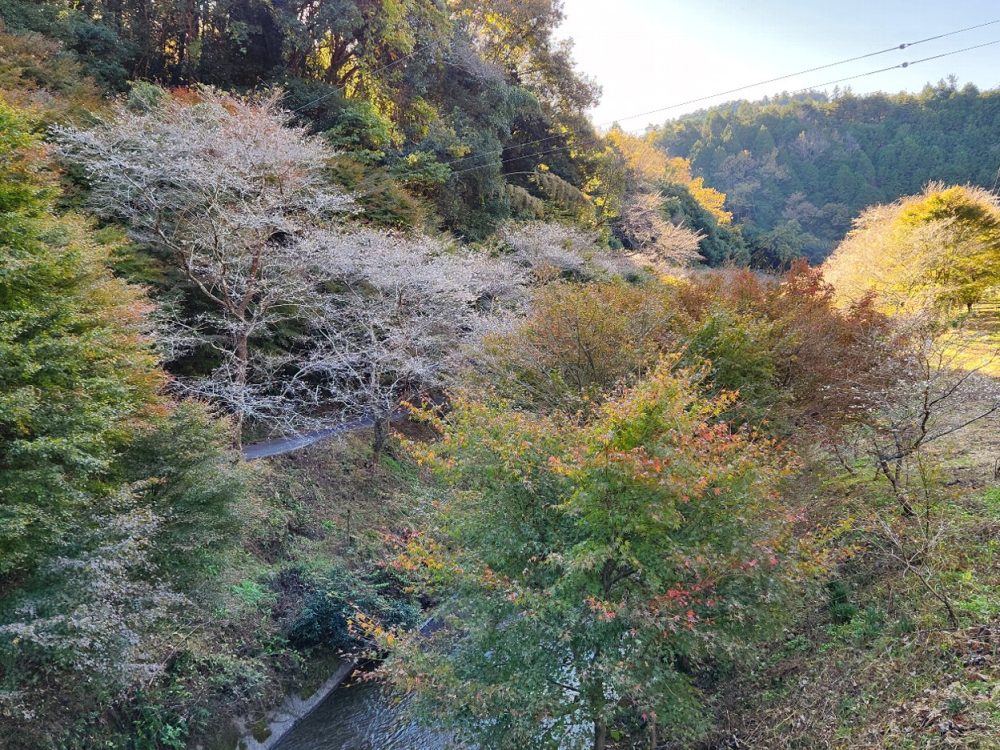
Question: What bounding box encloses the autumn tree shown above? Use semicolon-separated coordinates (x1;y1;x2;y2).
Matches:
604;129;732;226
823;184;1000;314
496;220;635;281
620;191;703;267
385;363;793;749
301;229;523;458
664;156;733;226
472;280;677;414
674;263;896;434
472;263;894;436
602;128;738;266
605;127;669;185
56;88;355;444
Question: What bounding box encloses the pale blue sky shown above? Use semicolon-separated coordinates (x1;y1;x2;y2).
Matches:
557;0;1000;130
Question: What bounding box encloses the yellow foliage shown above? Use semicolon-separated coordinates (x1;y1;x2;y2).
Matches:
605;128;667;183
689;176;732;226
664;156;693;184
824;184;1000;314
606;130;732;226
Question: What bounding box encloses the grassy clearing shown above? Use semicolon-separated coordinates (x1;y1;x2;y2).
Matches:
940;304;1000;378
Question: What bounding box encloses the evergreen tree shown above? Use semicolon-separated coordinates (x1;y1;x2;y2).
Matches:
0;101;164;576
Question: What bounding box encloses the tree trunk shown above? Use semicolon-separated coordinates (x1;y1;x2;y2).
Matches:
232;331;250;451
594;718;607;750
232;412;244;452
372;414;390;465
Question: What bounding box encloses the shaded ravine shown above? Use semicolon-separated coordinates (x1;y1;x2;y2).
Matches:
241;412;446;747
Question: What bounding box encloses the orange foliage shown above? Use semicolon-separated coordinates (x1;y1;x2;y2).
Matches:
678;261;896;435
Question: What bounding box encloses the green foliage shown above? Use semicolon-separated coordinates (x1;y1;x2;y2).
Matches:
682;306;784;422
0;97;251;750
126;80;168;112
825;579;858;624
389;363;794;748
506;183;546;219
115;402;246;585
0;30;104;122
533;169;593;221
287;565;420;653
5;0;602;239
0;3;130;92
327;156;430;230
0;101;164;577
324;99;398;158
391;150;452;191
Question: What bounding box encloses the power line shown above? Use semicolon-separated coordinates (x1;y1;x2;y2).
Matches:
440;18;1000;173
595;19;1000;128
791;38;1000;93
448;144;578;179
445;34;1000;180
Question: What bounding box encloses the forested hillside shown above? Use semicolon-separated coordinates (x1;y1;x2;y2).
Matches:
0;0;756;264
655;81;1000;263
4;1;1000;749
0;0;602;240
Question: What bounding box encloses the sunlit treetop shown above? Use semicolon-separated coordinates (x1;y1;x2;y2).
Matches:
823;183;1000;314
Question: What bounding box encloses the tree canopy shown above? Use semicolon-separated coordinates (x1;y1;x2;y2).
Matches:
0;100;164;575
823;184;1000;313
388;363;794;750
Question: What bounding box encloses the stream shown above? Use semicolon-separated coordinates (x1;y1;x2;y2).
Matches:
272;677;451;750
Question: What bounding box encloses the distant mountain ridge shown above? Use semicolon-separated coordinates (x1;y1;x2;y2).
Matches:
653;80;1000;263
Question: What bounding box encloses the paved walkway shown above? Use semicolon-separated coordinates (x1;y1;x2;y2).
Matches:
241;416;376;460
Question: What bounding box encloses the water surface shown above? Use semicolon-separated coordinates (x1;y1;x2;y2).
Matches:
273;678;451;750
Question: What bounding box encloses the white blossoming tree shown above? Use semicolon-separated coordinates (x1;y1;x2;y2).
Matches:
56;88;355;444
301;229;525;458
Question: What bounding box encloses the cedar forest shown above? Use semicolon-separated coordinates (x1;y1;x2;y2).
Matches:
2;1;1000;749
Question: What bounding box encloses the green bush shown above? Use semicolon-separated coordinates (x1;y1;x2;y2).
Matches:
825;579;858;624
682;306;785;424
287;565;420;653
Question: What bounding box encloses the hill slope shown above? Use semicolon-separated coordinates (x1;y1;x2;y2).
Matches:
654;81;1000;262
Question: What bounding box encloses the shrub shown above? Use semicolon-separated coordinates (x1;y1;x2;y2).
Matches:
0;30;104;120
474;262;894;436
677;263;896;435
287;565;421;653
473;279;677;414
